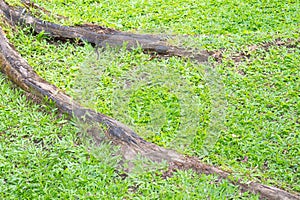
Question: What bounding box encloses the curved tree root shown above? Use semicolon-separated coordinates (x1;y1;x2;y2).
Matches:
0;1;299;199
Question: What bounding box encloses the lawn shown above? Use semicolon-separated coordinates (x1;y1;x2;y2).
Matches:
0;0;299;199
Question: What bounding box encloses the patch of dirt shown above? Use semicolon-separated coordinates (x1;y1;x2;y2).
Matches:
229;38;300;64
211;38;299;65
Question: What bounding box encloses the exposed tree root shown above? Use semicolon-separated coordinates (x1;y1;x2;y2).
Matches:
0;0;210;62
0;1;299;199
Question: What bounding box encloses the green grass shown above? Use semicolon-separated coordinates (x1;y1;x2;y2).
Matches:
23;0;300;35
0;77;257;199
210;44;300;189
1;0;300;198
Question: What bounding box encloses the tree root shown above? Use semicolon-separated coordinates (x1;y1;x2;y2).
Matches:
0;1;299;199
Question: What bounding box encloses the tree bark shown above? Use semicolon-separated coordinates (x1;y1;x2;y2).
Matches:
0;0;210;62
0;1;299;199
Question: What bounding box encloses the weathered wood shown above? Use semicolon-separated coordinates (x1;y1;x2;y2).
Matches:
0;24;184;164
0;0;209;62
1;1;300;199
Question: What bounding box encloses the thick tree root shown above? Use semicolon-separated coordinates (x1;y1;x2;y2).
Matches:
0;0;210;62
0;1;299;199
